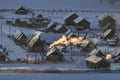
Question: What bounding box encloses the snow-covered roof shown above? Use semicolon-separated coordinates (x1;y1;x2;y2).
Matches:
54;24;63;31
13;30;23;40
98;13;111;21
46;47;56;56
64;12;78;20
86;56;102;63
47;21;56;29
103;29;112;38
89;49;100;56
74;16;84;24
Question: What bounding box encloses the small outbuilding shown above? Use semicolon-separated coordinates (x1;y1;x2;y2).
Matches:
86;56;110;69
64;12;79;26
46;22;58;32
54;24;68;33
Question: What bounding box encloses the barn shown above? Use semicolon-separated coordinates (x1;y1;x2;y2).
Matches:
64;12;79;26
86;56;110;69
46;47;63;62
74;16;90;31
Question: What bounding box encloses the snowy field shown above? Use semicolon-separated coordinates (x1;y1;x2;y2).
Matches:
0;73;120;80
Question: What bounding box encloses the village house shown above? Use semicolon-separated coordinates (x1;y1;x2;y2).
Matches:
27;32;45;52
86;55;110;69
46;21;58;32
89;49;104;57
54;24;68;33
13;30;27;44
64;12;79;26
15;6;29;14
74;16;90;31
98;14;116;27
46;47;63;62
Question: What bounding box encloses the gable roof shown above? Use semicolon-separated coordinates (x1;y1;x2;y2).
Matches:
47;22;57;29
103;29;112;38
46;47;62;56
54;24;63;31
64;29;74;39
13;30;24;40
74;16;84;24
89;49;102;56
98;13;110;21
64;12;78;20
86;56;103;63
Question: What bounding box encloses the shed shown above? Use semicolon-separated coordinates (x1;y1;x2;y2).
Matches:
74;16;90;31
103;29;115;40
86;56;110;69
27;32;45;52
13;30;27;44
89;49;104;57
64;12;79;26
98;14;116;27
15;6;28;14
46;47;63;62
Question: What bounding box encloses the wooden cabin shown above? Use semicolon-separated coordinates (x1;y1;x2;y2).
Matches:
81;40;96;53
86;56;110;69
27;32;45;52
98;14;116;27
64;12;79;26
15;6;28;14
103;29;115;40
13;30;27;44
46;47;63;62
74;16;90;31
46;22;58;32
54;24;68;33
89;49;104;57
